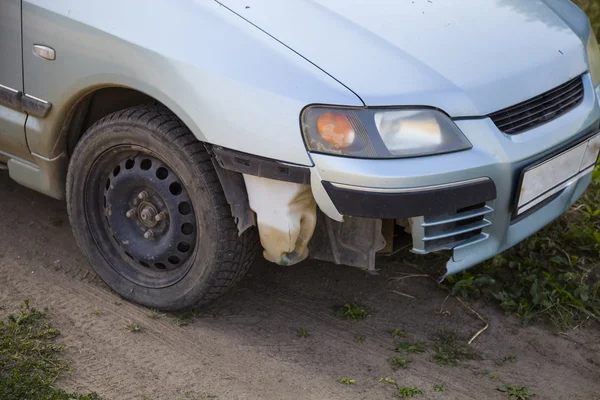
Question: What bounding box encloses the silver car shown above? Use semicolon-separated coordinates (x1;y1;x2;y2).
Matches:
1;0;599;310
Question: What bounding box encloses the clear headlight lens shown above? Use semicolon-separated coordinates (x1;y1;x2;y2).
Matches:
301;107;471;158
587;30;600;88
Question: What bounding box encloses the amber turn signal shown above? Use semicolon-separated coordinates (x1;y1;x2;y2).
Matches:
316;112;355;148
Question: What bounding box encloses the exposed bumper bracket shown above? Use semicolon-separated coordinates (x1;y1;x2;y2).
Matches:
212;146;310;184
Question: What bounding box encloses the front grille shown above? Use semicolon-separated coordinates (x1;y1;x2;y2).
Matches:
411;203;493;254
490;77;584;134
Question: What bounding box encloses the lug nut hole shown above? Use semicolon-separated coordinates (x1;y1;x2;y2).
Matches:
177;242;190;253
140;159;152;170
169;182;183;195
181;223;194;235
156;167;168;180
178;202;191;215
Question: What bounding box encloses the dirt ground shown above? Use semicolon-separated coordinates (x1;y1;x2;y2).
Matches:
0;171;599;400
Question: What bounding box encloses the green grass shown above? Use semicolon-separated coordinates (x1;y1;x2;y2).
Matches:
494;354;517;366
575;0;600;40
296;328;309;338
148;309;166;320
333;303;370;321
173;308;202;326
390;328;408;339
396;386;423;398
338;377;355;385
124;321;144;333
447;167;600;330
497;385;535;400
394;340;426;353
0;301;101;400
389;357;409;369
432;330;478;366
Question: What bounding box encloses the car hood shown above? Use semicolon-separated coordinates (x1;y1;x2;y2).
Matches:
218;0;588;117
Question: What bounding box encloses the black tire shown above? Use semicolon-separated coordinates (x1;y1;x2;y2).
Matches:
66;104;259;311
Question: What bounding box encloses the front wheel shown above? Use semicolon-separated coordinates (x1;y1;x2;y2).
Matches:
67;105;258;310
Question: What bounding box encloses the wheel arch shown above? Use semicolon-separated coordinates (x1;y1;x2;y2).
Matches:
63;86;160;157
51;85;255;235
57;84;208;158
15;81;211;201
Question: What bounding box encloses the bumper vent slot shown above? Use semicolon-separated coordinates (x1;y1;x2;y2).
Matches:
411;204;493;254
489;76;584;134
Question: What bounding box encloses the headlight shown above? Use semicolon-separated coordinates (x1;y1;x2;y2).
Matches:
587;30;600;88
301;106;471;158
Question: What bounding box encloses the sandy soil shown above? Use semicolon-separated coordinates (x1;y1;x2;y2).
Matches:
0;171;599;400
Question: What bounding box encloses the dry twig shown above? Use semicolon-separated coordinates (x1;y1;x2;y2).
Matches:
390;290;416;299
455;296;489;344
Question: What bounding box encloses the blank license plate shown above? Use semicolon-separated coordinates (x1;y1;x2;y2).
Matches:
517;133;600;215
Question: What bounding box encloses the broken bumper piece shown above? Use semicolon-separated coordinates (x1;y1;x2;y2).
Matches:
310;122;600;276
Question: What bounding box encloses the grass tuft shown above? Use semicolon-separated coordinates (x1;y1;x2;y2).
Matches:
497;385;534;400
390;328;408;338
339;377;355;385
432;329;478;366
173;308;202;327
296;328;309;338
124;321;144;333
389;357;409;369
395;340;426;353
396;386;423;398
0;300;102;400
148;309;166;320
333;303;370;321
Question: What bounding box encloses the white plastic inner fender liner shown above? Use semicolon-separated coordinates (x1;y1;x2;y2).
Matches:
243;174;317;265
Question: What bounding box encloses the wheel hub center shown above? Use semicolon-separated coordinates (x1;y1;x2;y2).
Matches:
138;202;158;227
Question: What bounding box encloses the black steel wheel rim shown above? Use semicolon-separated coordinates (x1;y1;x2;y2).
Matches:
85;147;198;288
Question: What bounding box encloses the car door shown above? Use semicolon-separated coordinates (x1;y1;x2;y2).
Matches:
0;0;32;162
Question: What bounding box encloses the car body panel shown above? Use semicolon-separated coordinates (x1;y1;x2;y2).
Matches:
21;0;363;165
0;1;23;90
0;1;31;161
218;0;589;117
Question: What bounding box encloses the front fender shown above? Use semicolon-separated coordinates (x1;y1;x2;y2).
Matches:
22;0;362;164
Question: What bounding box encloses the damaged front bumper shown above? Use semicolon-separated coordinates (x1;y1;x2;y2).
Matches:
214;74;600;276
310;75;600;276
